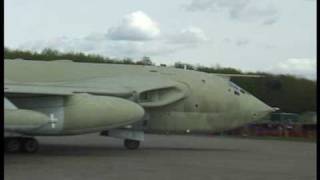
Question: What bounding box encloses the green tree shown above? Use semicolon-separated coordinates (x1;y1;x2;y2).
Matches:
136;56;153;65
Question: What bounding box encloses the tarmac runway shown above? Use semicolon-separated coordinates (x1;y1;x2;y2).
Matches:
4;134;316;180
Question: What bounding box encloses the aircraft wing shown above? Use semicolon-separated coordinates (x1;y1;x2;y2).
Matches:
214;73;263;81
5;83;74;96
5;76;190;107
4;76;189;136
5;82;132;97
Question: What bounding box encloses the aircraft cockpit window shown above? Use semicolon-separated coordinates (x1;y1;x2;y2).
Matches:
229;81;248;95
229;82;240;90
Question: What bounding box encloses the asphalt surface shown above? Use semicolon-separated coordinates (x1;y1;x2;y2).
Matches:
4;134;316;180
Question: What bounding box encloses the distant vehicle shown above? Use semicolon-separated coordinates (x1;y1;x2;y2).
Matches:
4;59;276;153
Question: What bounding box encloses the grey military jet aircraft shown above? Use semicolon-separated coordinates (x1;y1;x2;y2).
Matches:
4;59;276;153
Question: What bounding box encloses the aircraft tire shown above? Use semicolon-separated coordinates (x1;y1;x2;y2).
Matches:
5;138;21;153
124;139;140;150
21;138;39;153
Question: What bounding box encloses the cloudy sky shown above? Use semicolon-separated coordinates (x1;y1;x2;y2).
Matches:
5;0;317;79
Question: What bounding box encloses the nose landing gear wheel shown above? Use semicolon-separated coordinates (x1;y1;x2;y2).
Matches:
21;138;39;153
124;139;140;150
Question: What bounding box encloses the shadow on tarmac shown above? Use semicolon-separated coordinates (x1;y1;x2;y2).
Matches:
4;143;243;157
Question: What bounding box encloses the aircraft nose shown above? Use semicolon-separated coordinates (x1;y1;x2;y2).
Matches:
250;97;275;121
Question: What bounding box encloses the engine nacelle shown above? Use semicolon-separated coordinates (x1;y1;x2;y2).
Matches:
5;94;145;136
61;94;145;135
5;109;50;132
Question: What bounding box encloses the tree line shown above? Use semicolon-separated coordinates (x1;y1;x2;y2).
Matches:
4;48;316;113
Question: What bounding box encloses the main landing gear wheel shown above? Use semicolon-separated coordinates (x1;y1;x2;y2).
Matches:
5;138;21;153
21;138;39;153
5;137;39;153
124;139;140;150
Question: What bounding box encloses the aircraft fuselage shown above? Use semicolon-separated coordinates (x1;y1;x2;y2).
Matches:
5;60;273;135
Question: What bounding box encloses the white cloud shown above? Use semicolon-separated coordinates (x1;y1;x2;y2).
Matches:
16;11;208;59
19;36;97;52
168;27;208;44
235;39;250;47
106;11;160;41
19;32;204;58
100;41;182;57
222;37;250;47
184;0;279;25
268;58;317;80
184;0;216;11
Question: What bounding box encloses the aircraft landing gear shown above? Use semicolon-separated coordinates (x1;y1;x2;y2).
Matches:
21;138;39;153
5;138;21;153
124;139;140;150
5;137;39;153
